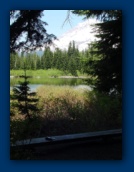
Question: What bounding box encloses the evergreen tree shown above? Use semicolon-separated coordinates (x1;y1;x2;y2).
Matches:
10;10;56;53
10;68;39;119
61;50;68;72
67;41;78;75
42;47;53;69
10;53;16;70
69;59;78;76
53;48;62;70
72;10;122;95
68;42;73;57
36;56;41;69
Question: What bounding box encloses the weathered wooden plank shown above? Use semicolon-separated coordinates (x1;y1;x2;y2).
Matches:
12;129;122;147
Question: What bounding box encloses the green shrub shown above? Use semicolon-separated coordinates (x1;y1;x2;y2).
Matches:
10;115;42;144
86;91;122;130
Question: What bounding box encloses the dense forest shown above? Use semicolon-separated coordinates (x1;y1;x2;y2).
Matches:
10;41;91;76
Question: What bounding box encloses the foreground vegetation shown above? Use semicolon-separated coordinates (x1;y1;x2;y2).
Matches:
10;85;122;142
10;85;122;159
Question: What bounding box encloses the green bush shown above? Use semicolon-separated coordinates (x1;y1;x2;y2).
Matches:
10;115;42;144
86;91;122;130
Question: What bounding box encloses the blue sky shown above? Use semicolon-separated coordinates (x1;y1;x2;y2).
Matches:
42;10;84;38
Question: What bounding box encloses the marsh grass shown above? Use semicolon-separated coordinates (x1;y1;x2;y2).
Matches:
10;85;122;144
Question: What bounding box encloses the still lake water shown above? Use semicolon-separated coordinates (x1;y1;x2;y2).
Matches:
10;77;92;92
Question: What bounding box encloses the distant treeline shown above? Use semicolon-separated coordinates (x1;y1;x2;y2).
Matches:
10;41;91;76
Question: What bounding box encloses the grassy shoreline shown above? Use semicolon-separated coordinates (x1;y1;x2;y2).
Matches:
10;69;88;78
10;69;90;86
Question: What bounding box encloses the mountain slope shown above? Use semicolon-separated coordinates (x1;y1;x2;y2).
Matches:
48;19;97;51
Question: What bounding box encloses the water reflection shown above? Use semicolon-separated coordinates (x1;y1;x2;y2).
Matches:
10;78;91;92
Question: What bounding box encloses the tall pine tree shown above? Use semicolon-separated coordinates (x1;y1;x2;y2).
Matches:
72;10;122;95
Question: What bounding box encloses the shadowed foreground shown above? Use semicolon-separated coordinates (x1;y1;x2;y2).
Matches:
11;136;122;160
36;137;122;160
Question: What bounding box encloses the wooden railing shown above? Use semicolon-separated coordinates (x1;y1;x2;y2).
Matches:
11;129;122;148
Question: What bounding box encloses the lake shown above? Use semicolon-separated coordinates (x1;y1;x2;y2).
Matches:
10;77;92;92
